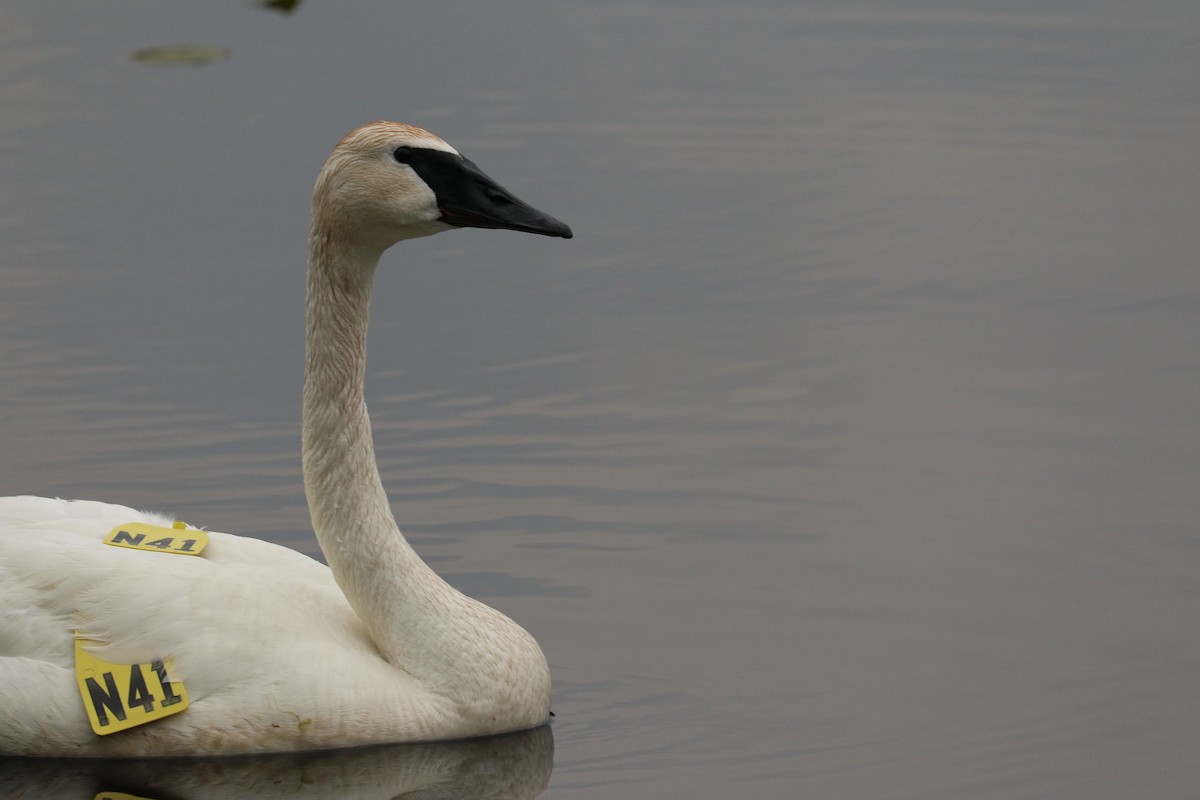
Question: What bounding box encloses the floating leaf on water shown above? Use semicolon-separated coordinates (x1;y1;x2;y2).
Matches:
131;45;231;65
259;0;303;13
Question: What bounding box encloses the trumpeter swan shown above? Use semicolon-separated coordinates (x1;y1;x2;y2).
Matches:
0;121;571;757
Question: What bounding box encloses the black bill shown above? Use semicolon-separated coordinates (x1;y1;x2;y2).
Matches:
397;146;573;239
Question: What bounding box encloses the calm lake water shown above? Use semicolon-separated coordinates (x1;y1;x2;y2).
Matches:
2;1;1199;798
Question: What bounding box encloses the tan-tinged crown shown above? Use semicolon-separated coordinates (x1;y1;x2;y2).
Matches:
333;121;458;156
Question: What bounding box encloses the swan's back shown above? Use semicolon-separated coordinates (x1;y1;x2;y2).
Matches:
1;497;341;653
0;497;436;757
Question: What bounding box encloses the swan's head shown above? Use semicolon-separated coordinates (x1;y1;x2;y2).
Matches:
312;121;572;249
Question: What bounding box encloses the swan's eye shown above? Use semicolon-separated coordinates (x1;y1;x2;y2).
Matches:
392;146;413;164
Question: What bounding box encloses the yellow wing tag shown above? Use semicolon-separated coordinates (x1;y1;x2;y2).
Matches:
74;640;189;735
104;521;208;556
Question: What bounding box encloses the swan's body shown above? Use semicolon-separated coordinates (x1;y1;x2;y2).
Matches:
0;122;571;757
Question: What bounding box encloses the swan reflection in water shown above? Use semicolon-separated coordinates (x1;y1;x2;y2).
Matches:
0;724;553;800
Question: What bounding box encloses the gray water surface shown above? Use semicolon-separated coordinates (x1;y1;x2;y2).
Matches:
2;2;1199;798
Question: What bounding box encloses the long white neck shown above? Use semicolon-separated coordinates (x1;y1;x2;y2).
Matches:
301;227;457;673
301;213;549;731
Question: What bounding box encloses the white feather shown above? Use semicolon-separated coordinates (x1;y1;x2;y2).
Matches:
0;121;567;757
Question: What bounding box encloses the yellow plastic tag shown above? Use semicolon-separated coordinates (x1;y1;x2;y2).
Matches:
74;640;189;735
104;521;208;556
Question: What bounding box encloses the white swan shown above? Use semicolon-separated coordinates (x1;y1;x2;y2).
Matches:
0;121;572;757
